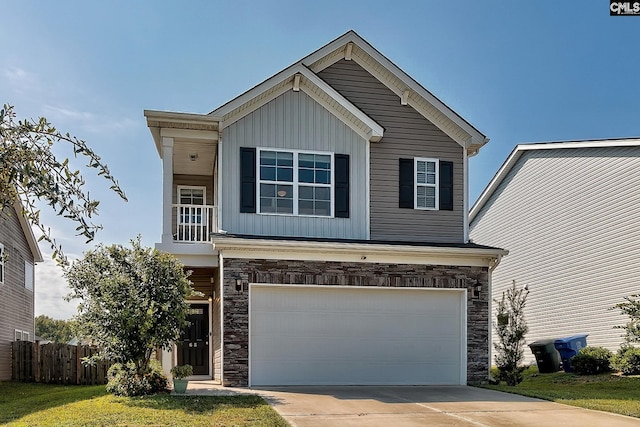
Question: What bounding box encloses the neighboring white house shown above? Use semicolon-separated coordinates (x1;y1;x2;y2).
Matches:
470;138;640;361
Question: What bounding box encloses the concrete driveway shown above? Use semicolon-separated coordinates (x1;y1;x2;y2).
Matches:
249;385;640;427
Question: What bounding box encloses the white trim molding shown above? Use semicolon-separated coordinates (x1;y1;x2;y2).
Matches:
212;236;507;268
470;138;640;223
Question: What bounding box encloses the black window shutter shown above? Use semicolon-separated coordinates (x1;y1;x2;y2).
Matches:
240;147;256;213
399;158;414;208
334;154;350;218
439;160;454;211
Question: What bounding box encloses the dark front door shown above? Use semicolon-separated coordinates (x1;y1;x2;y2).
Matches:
177;303;209;376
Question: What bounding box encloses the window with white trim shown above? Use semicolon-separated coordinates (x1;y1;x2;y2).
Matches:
178;186;206;225
24;260;34;291
258;149;333;217
414;158;439;210
15;330;31;342
0;243;4;285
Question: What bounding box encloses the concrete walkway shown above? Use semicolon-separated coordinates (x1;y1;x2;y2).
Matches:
184;381;640;427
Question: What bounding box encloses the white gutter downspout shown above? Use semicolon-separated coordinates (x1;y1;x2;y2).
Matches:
487;252;504;378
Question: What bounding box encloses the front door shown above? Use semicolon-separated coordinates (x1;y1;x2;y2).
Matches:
177;303;209;376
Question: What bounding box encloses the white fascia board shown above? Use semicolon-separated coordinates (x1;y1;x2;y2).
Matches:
144;109;222;123
159;128;219;141
469;137;640;223
216;64;383;142
145;110;220;158
469;145;524;224
347;37;486;146
212;236;507;268
302;31;487;152
13;201;43;263
211;65;301;118
298;66;383;141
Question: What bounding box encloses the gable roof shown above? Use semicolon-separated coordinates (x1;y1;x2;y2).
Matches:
211;30;488;155
469;137;640;223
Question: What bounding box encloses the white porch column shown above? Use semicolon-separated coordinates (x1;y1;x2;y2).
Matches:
162;136;174;245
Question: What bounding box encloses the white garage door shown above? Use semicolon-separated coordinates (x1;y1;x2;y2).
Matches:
249;285;466;386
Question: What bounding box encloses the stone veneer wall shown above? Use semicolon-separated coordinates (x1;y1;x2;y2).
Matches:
222;258;489;386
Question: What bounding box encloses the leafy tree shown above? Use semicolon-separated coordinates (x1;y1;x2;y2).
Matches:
0;104;127;264
613;294;640;344
493;280;529;386
34;315;77;343
65;238;196;376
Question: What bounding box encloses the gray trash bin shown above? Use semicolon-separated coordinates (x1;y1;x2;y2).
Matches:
529;339;562;373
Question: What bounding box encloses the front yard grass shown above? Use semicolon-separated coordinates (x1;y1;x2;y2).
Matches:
0;382;287;426
481;366;640;418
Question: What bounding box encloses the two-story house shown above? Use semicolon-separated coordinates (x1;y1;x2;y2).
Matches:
145;31;505;387
0;202;43;380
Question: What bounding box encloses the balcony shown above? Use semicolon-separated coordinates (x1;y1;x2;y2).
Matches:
173;204;217;243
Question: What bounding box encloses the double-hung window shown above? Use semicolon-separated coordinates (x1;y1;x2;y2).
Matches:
258;149;333;217
414;158;438;210
400;157;454;211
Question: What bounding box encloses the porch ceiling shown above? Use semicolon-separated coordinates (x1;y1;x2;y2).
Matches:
174;140;217;176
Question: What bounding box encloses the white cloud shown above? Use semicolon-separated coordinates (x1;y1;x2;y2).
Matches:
4;66;32;83
34;257;78;320
3;66;39;96
43;104;137;134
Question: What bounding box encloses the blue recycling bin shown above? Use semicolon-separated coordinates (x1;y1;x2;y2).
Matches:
554;334;588;372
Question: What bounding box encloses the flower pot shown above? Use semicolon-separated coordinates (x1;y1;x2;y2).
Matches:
173;379;188;394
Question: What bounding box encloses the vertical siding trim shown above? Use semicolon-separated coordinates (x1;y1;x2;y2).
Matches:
365;141;371;239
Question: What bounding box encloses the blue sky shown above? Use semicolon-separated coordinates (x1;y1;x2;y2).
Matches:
2;1;638;319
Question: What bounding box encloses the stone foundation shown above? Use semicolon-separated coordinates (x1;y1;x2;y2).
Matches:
221;258;489;386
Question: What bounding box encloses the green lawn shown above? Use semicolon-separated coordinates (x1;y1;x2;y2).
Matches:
481;367;640;418
0;382;288;426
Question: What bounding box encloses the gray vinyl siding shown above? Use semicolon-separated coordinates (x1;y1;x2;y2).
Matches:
469;146;640;362
0;206;35;380
220;89;368;239
318;60;464;243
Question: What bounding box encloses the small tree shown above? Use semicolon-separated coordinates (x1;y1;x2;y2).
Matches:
613;294;640;344
0;104;127;264
493;280;529;386
35;315;77;343
65;238;195;377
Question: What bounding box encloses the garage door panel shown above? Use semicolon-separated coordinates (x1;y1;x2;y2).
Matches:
250;285;464;386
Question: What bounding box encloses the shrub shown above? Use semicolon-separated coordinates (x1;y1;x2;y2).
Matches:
570;346;612;375
106;360;168;396
493;281;529;386
612;346;640;375
170;364;193;380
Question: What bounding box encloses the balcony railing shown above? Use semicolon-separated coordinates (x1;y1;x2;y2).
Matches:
173;204;217;243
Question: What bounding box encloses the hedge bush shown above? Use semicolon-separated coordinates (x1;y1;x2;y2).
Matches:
612;346;640;375
106;360;168;396
570;346;612;375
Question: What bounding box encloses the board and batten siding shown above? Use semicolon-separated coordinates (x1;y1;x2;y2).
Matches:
318;60;464;243
220;89;368;239
0;205;35;380
470;146;640;361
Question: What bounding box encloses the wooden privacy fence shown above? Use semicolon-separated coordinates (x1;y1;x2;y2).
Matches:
12;341;112;385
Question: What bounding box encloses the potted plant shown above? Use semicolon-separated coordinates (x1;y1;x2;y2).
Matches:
170;364;193;394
